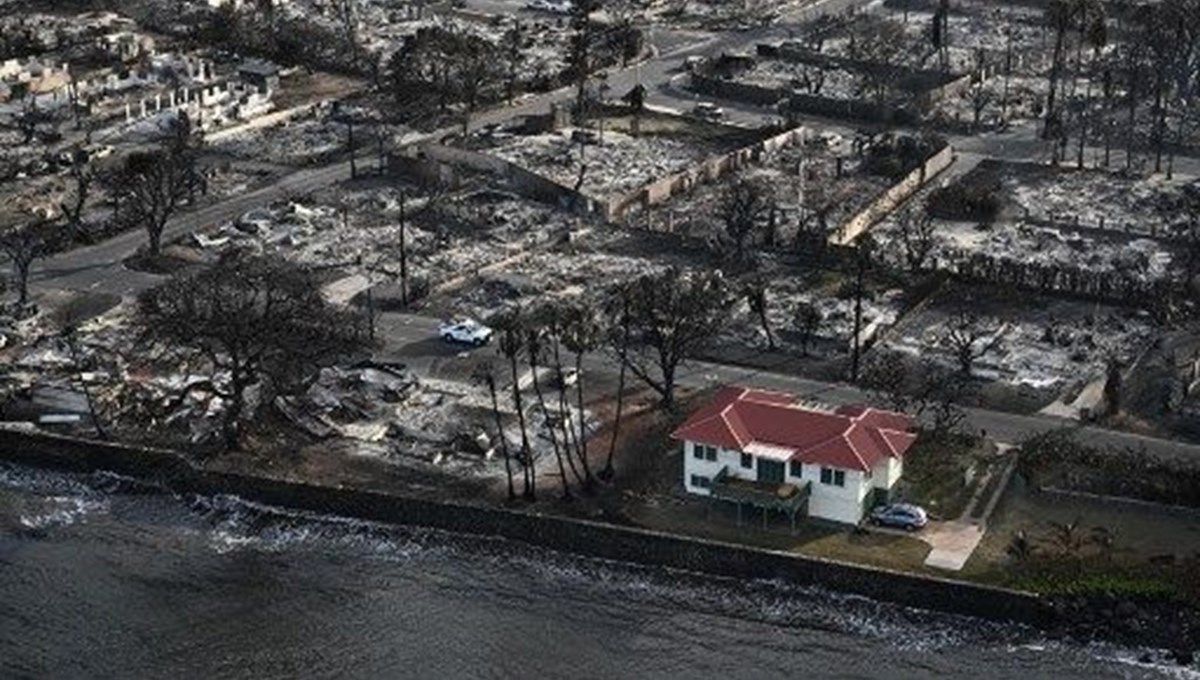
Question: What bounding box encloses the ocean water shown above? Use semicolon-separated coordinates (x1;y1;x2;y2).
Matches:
0;462;1194;679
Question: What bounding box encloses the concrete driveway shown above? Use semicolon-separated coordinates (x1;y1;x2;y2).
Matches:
865;520;985;571
920;521;986;571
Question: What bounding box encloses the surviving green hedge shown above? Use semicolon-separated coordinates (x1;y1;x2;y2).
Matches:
1019;429;1200;508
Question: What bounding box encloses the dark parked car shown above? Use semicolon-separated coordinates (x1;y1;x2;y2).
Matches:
869;503;929;531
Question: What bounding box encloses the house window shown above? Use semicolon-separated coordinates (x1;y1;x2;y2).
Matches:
820;467;845;487
704;446;717;462
789;460;803;478
740;452;754;469
692;444;703;460
690;475;711;489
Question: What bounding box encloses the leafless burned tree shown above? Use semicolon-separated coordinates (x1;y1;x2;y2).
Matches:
137;252;369;451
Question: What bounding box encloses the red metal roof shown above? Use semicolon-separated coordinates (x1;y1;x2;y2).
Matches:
671;386;917;471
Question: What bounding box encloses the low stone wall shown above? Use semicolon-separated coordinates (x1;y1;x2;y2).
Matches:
692;47;970;126
0;426;1051;629
758;44;968;103
689;73;785;107
830;143;955;245
782;92;917;125
690;71;918;125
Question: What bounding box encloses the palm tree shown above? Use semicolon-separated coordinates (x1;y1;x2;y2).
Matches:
526;305;573;501
547;312;586;488
744;275;775;351
561;302;599;491
495;308;536;501
472;361;515;502
1006;529;1034;562
1074;0;1108;168
1048;516;1085;557
600;286;632;481
1044;0;1082;144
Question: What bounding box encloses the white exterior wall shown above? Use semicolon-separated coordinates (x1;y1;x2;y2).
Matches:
872;456;903;490
683;439;873;525
682;440;750;495
804;466;871;525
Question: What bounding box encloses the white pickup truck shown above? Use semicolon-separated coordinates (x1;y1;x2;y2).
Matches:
438;319;494;346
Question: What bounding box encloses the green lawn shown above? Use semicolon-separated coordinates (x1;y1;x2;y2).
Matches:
961;481;1200;603
897;433;991;520
625;495;933;574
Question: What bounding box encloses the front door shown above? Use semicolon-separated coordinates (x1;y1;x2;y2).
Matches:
757;459;785;485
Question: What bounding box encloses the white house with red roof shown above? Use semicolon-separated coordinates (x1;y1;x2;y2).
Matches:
671;386;918;526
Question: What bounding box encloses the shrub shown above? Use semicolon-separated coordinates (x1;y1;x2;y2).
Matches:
861;133;946;180
927;176;1002;221
1019;429;1200;508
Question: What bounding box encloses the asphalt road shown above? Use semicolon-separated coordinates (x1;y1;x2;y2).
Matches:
374;310;1200;461
19;1;1200;462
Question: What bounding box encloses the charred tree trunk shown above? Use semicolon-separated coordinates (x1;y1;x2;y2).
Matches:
574;352;595;490
530;342;572;500
507;343;535;501
486;376;516;502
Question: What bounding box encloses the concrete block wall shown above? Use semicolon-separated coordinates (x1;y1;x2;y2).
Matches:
606;125;809;223
830;143;954;245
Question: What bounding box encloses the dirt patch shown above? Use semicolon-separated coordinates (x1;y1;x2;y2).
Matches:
881;282;1155;396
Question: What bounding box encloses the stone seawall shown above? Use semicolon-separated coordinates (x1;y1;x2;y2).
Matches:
0;426;1051;628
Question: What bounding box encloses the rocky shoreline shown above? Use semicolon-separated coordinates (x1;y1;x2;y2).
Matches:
1046;595;1198;667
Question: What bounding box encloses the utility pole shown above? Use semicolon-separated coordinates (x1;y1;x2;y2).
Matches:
347;113;356;178
850;235;873;383
1000;13;1012;128
399;190;408;308
376;118;386;175
334;101;357;178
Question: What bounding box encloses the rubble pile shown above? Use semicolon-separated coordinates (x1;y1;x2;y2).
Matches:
740;60;868;100
928;73;1048;127
212;115;346;166
658;131;890;243
931;224;1174;281
484;128;716;197
263;3;570;85
803;0;1048;75
641;0;801;30
276;363;419;443
1007;172;1198;236
873;166;1191;284
882;5;1046;73
883;298;1154;389
723;274;903;353
446;245;668;320
186;187;577;298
